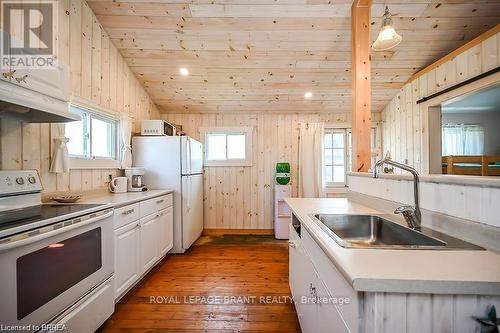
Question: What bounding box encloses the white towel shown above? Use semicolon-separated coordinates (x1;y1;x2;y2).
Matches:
50;137;70;173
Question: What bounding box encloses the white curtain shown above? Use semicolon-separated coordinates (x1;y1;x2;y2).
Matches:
464;125;484;155
120;114;133;169
442;124;484;156
298;122;325;198
50;137;70;173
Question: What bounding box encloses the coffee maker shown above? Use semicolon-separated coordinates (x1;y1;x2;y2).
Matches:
124;167;146;192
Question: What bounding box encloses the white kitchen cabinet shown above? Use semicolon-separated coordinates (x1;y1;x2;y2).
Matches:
1;30;70;101
159;207;174;256
113;193;174;301
139;213;160;274
289;222;350;333
114;221;140;298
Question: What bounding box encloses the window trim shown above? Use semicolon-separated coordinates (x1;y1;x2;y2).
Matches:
66;102;121;170
199;126;253;167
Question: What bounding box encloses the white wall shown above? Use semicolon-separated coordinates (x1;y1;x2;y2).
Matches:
348;174;500;228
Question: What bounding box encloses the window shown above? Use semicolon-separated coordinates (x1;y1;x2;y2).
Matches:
66;105;119;163
324;128;377;187
324;129;347;186
442;124;484;155
201;127;252;167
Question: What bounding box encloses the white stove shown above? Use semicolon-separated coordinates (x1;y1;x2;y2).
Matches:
0;170;115;333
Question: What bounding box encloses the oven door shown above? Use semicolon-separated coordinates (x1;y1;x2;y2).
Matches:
0;209;114;331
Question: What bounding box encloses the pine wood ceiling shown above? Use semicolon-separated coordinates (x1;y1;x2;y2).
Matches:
88;0;500;114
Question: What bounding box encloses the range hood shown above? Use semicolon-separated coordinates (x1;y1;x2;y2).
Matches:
0;80;80;123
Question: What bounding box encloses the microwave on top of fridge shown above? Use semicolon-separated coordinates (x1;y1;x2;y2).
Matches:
141;120;181;136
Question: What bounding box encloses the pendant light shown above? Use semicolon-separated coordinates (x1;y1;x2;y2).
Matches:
372;6;402;51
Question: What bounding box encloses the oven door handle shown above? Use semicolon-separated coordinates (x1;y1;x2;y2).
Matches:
0;210;113;252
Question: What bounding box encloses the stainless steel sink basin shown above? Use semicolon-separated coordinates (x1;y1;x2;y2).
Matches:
309;214;484;250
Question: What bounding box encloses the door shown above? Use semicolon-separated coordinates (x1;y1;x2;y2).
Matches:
139;213;160;273
114;221;140;299
158;207;174;256
181;137;203;175
181;174;204;250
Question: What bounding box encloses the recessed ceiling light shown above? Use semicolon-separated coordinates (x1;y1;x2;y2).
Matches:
179;67;189;76
304;92;313;99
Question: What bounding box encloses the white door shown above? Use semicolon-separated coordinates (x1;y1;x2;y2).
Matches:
158;207;174;256
114;221;140;299
140;213;160;273
181;174;204;250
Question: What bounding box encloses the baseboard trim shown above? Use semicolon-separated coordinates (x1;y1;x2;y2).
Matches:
202;228;274;236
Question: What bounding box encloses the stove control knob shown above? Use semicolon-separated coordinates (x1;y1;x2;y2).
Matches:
16;177;25;185
28;176;36;184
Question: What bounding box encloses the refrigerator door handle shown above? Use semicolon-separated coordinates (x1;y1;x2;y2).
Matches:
186;137;191;175
187;176;191;210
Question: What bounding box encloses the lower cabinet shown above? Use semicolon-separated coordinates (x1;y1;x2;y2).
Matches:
114;221;140;298
159;207;174;256
289;224;351;333
140;213;160;273
113;194;173;301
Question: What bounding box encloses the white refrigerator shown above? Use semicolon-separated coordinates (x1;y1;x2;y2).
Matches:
132;136;204;253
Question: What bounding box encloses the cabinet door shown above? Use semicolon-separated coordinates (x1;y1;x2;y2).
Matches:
289;237;317;332
140;213;160;273
114;221;140;299
158;207;174;256
314;279;349;333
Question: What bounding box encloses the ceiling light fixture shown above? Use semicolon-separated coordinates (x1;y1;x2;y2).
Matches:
179;67;189;76
372;6;402;51
304;92;313;99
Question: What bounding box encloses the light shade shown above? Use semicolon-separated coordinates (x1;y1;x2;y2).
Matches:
372;6;402;51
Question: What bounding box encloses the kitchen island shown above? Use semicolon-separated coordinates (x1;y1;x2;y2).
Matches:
285;197;500;333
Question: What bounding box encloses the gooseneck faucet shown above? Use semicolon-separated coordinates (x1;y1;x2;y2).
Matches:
372;152;422;230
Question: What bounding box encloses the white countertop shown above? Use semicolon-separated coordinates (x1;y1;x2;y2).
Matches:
78;189;173;208
285;197;500;295
348;171;500;188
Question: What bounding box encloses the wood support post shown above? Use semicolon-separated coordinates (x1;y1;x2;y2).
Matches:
351;0;372;172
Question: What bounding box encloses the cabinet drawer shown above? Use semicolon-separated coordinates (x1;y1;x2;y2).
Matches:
114;203;140;229
140;194;172;217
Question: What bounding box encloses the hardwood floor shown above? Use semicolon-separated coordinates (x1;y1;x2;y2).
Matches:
101;235;301;333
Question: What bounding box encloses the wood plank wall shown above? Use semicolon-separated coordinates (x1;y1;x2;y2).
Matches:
163;113;382;230
0;0;160;193
364;292;500;333
381;30;500;173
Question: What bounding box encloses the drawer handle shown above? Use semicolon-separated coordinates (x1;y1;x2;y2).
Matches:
156;199;164;204
121;209;135;215
288;241;296;248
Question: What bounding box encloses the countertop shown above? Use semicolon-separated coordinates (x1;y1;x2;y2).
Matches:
78;189;173;208
285;197;500;295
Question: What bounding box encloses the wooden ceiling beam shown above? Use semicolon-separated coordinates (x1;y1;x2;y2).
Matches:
351;0;372;172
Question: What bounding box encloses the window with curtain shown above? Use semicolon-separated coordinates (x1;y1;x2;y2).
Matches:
442;124;484;156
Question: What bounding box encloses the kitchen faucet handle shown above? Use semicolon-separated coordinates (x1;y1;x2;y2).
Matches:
394;205;415;214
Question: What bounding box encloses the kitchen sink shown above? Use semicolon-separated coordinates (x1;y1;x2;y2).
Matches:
309;214;484;250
